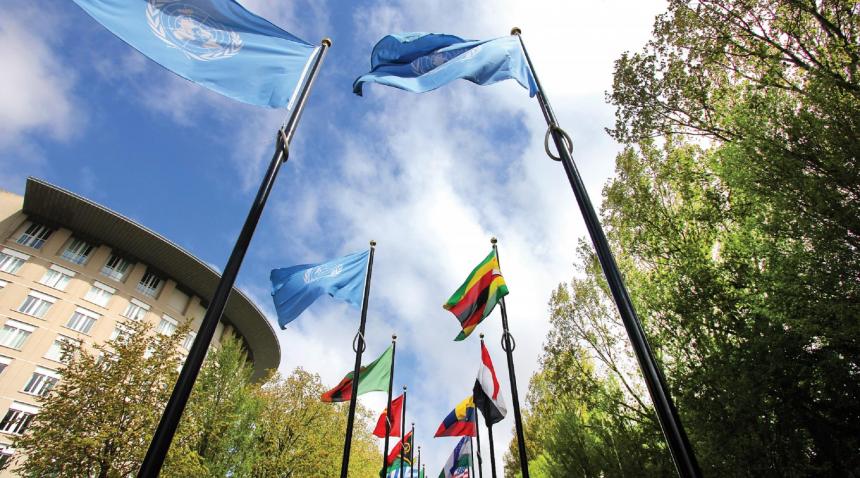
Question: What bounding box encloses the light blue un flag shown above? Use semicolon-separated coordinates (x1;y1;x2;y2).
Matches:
353;33;537;97
72;0;318;108
270;250;370;329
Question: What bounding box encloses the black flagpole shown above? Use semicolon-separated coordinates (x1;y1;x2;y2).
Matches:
486;422;498;478
137;38;331;478
410;422;415;477
474;398;484;478
340;240;377;478
381;334;397;477
469;436;476;478
511;28;701;478
400;386;408;477
490;239;529;478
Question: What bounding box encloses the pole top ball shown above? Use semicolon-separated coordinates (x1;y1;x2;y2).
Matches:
392;334;397;341
370;240;377;247
490;237;498;244
321;38;332;47
480;333;485;339
403;385;407;391
510;27;522;36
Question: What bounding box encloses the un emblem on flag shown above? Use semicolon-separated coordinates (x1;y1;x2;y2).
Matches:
303;264;344;284
147;0;243;61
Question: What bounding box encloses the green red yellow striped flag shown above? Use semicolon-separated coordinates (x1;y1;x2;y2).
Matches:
443;249;508;341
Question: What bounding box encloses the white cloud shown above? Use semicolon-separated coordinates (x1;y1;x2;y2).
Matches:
251;0;668;474
0;4;80;189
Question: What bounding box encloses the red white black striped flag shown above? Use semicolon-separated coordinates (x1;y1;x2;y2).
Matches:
473;341;507;425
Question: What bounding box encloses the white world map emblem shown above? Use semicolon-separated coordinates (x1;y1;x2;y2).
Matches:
146;0;243;61
410;44;482;75
303;264;344;284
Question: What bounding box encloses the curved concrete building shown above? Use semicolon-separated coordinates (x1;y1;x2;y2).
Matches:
0;178;279;469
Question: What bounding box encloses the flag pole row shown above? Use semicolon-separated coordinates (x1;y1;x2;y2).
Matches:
69;3;698;474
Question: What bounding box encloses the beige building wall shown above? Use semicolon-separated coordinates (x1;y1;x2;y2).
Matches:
0;188;246;475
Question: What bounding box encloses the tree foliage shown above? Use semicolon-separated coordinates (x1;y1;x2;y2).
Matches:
8;321;379;477
513;1;859;476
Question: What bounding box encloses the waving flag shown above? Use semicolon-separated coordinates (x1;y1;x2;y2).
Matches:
444;249;509;341
473;342;507;425
353;33;536;97
72;0;318;108
374;393;405;438
321;345;392;402
386;431;413;467
435;396;476;437
438;436;472;478
270;250;369;328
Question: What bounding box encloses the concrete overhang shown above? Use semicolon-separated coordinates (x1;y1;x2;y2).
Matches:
22;177;279;380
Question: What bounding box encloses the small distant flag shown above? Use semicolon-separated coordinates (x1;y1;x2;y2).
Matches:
384;458;417;478
321;345;392;402
438;436;472;478
353;33;536;97
387;431;413;467
71;0;318;108
270;250;370;328
473;341;507;425
374;393;405;438
443;249;509;341
434;396;476;437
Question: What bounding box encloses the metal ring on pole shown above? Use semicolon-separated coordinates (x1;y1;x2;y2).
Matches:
543;124;573;162
501;331;517;352
352;330;366;353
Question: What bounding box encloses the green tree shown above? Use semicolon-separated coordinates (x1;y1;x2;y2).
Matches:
11;320;195;478
162;335;261;478
249;368;379;477
515;1;859;475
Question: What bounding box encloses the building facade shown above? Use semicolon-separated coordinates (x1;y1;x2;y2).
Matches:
0;178;279;473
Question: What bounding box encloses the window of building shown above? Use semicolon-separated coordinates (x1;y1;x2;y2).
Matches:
16;223;53;250
65;307;99;335
0;445;12;469
137;270;163;298
0;248;30;274
84;281;115;308
110;323;133;342
17;290;57;318
122;298;150;321
0;356;10;375
60;237;95;265
101;253;132;282
0;320;35;350
38;264;75;291
182;331;197;350
22;367;60;397
44;335;78;363
157;315;177;336
0;402;38;435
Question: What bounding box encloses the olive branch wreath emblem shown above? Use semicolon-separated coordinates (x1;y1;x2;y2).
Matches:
146;0;243;61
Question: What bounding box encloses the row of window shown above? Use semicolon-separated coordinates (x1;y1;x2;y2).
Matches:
5;223;164;298
0;309;186;351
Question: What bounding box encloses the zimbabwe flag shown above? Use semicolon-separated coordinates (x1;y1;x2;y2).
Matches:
443;249;508;341
321;345;392;402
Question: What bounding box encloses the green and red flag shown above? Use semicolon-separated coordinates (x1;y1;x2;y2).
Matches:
443;249;508;341
386;430;413;466
321;345;393;402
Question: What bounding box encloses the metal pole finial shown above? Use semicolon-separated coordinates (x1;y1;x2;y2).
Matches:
490;237;498;245
370;240;377;247
321;37;332;47
510;27;521;36
392;333;397;341
480;333;485;339
403;385;407;391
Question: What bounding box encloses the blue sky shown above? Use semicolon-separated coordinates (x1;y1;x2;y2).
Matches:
0;0;666;473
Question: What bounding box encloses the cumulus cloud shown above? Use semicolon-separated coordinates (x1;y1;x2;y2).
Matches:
0;4;80;189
